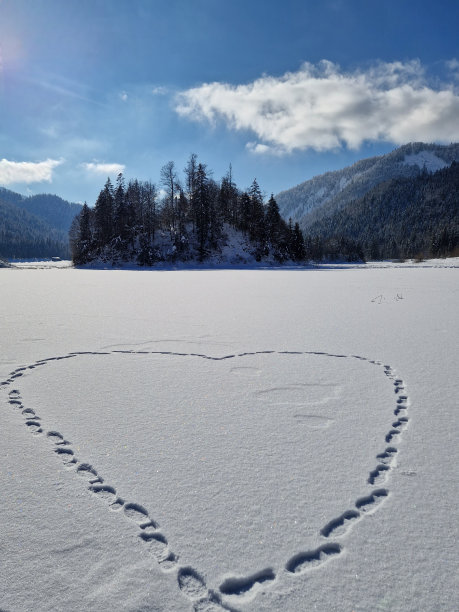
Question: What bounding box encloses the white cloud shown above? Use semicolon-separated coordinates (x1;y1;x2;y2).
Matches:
446;59;459;81
83;162;126;176
246;142;283;156
175;60;459;154
0;158;63;185
120;91;128;101
152;86;169;96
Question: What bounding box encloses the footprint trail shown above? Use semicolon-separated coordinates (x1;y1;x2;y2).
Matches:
1;348;411;610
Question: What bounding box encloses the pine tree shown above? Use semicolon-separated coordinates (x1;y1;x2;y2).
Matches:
291;222;305;261
143;181;157;243
248;179;266;258
193;163;210;260
70;202;93;264
184;153;198;231
94;178;114;248
238;192;251;234
114;173;129;248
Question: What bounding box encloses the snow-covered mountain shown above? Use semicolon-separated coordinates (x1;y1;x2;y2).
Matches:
276;142;459;229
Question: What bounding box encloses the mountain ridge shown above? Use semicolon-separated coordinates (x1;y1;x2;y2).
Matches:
276;142;459;229
0;187;82;259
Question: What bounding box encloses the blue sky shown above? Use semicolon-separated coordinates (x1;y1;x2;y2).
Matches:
0;0;458;204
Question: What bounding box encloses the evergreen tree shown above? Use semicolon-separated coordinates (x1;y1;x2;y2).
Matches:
219;165;238;224
184;153;198;230
143;181;157;243
291;222;305;261
248;179;266;258
94;178;114;248
114;173;129;249
238;192;251;234
193;163;210;260
70;202;93;264
265;194;282;240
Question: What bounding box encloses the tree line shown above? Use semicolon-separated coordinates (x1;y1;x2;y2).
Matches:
69;155;458;266
70;155;306;265
306;161;459;260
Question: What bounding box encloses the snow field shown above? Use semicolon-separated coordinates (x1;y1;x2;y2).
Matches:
3;348;409;609
0;264;457;611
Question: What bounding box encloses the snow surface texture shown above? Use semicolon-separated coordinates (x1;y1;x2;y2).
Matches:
1;263;458;611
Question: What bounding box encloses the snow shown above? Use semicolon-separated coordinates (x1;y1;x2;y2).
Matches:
1;262;458;611
316;187;327;198
10;258;73;269
403;151;448;173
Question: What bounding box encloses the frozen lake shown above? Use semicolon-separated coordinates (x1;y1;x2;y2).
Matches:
1;264;458;611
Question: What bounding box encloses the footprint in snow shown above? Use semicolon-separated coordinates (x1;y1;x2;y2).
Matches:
385;430;401;444
25;420;43;434
376;447;398;465
177;567;209;601
89;484;117;503
47;431;71;446
394;404;408;416
124;502;150;525
355;489;389;513
109;497;125;511
320;510;361;538
285;543;342;574
392;417;409;430
219;568;276;598
22;408;37;418
76;463;103;483
139;532;177;569
54;447;76;465
368;464;390;486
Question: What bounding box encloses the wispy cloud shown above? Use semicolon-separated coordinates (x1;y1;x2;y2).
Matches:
176;60;459;154
446;58;459;81
0;158;63;185
23;71;105;107
82;162;125;176
152;86;169;96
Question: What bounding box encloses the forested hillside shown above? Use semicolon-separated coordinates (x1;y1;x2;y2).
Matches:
0;187;81;259
70;156;305;266
305;162;459;260
0;188;82;231
276;142;459;230
0;198;70;259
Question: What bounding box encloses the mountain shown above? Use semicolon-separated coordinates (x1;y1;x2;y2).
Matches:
0;199;70;259
0;188;82;232
304;161;459;260
0;188;82;259
276;142;459;230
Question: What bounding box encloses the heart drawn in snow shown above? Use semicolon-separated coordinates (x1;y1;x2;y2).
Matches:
5;350;409;609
